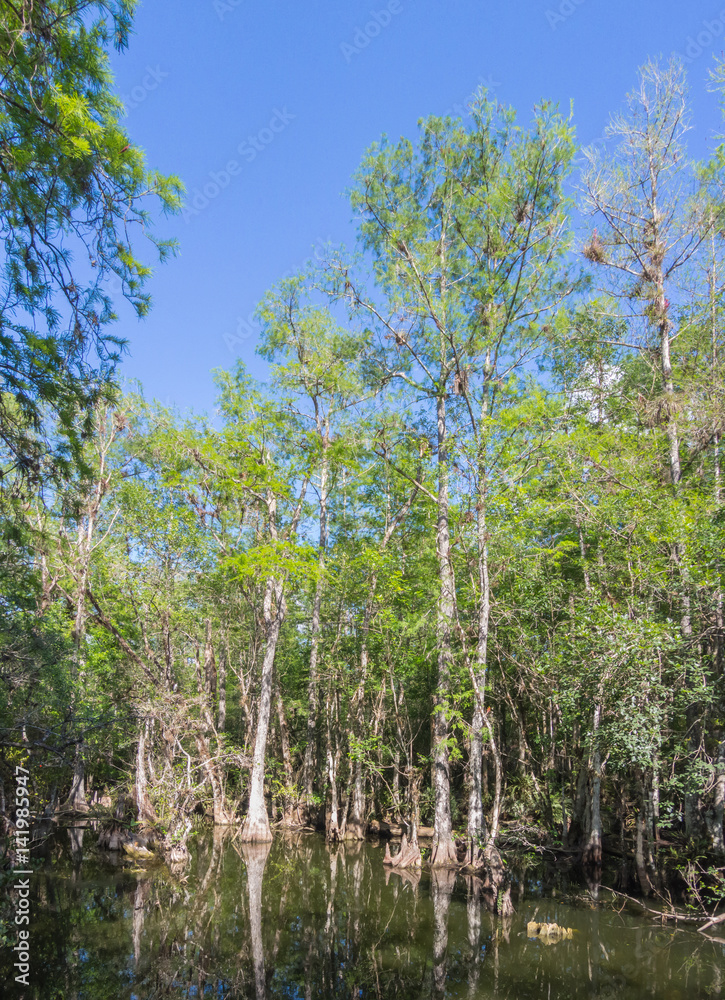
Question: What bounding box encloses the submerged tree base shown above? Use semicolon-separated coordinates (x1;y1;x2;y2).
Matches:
383;833;422;868
430;836;459;867
241;814;274;843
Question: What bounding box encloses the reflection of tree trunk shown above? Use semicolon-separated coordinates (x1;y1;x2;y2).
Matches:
68;825;84;863
466;876;482;997
241;840;271;1000
132;878;151;968
431;867;455;996
242;575;284;842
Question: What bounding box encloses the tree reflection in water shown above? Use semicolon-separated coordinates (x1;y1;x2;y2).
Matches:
240;840;271;1000
430;867;455;997
4;827;725;1000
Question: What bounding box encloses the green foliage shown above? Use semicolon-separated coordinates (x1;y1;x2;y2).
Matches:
0;0;182;483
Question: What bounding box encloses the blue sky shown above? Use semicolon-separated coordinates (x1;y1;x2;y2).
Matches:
109;0;725;416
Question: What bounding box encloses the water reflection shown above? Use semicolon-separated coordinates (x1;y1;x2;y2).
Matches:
2;828;725;1000
240;840;271;1000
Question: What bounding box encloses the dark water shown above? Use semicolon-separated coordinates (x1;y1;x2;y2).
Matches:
2;825;724;999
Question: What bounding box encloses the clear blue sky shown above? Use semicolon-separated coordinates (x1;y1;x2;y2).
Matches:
109;0;725;415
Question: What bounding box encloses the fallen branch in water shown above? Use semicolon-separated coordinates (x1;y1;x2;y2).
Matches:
602;886;724;932
696;911;725;933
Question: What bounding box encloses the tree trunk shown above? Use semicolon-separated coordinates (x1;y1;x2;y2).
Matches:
484;707;503;846
467;703;486;865
467;347;492;861
203;618;217;701
241;576;284;843
582;703;602;866
431;391;458;867
218;643;227;732
302;434;329;809
66;746;88;815
325;692;340;843
712;739;725;853
135;719;156;826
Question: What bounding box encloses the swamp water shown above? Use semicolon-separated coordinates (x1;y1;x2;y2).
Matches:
2;825;724;999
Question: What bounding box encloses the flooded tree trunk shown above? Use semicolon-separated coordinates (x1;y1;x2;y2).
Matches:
346;622;371;841
325;691;341;843
466;362;492;863
242;576;284;843
431;392;458;867
467;703;486;865
346;757;366;840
